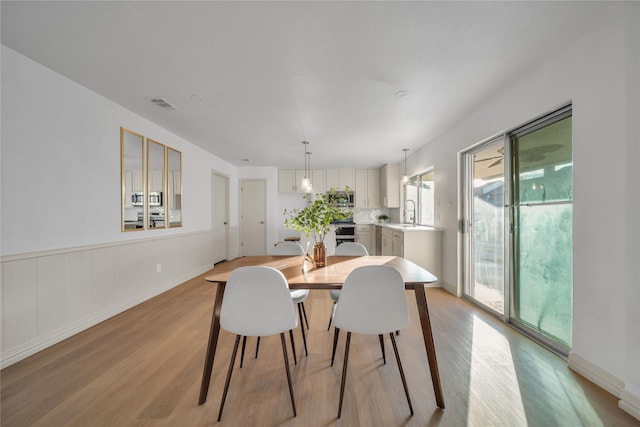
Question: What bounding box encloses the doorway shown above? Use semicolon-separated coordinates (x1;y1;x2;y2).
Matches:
461;105;573;353
240;179;267;256
212;172;229;264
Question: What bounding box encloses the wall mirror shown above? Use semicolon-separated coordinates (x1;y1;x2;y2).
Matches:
121;128;145;231
147;138;166;229
167;147;183;227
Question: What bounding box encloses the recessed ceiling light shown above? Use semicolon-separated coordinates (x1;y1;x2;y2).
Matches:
190;94;205;101
241;158;250;162
394;90;408;98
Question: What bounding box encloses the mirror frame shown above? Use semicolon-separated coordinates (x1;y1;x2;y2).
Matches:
147;138;167;229
167;147;183;228
121;127;146;232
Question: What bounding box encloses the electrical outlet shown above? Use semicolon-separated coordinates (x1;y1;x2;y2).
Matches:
156;263;161;273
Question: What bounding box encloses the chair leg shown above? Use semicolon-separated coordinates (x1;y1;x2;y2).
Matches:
240;336;247;368
389;332;413;415
327;302;336;331
217;335;241;421
301;301;310;329
379;334;386;364
338;332;352;418
331;327;340;366
297;303;308;356
255;336;261;359
289;329;298;366
280;333;297;417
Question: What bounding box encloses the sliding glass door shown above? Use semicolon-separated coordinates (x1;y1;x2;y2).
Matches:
462;106;573;352
463;137;507;315
510;111;573;350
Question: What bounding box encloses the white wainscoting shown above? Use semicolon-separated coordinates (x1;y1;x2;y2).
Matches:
1;231;215;368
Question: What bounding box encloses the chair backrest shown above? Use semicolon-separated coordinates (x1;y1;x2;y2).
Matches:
220;266;297;336
272;242;305;256
333;265;408;334
335;242;368;256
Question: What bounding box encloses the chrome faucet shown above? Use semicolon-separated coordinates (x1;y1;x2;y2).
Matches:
405;199;416;226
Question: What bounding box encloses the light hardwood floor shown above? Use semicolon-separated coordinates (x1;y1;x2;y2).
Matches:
2;267;638;426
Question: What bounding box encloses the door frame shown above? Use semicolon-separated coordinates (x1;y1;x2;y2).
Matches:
459;134;511;321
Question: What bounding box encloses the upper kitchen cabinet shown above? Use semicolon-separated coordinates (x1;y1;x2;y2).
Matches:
326;169;355;191
380;163;400;208
278;169;304;193
355;169;380;208
311;169;326;194
279;169;325;193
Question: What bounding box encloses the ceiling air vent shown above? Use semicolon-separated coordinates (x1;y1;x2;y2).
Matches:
146;97;178;111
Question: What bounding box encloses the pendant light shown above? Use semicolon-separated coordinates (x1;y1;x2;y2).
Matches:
402;148;410;183
301;141;310;191
306;151;313;193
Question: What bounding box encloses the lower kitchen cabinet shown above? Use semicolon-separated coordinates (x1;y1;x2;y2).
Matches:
380;226;442;285
355;224;374;254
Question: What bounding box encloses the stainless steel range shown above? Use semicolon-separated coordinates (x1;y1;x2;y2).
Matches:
333;217;355;246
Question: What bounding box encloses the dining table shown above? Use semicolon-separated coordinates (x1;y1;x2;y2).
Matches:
198;255;445;409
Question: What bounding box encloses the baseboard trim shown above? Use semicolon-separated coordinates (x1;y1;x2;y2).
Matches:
620;389;640;421
567;352;640;421
0;263;211;369
440;280;457;296
568;352;624;397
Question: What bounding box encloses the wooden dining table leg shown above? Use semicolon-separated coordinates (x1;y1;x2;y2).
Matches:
413;283;445;409
198;282;226;405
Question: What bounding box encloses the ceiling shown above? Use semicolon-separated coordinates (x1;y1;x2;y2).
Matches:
1;1;613;169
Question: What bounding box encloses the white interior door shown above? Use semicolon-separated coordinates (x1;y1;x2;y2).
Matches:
212;172;229;263
240;179;266;255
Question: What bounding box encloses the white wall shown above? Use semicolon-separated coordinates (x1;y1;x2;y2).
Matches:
405;5;639;418
1;45;239;366
622;1;640;411
1;46;238;255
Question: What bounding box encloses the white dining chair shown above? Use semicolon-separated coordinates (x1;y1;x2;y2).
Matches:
217;266;298;421
326;242;368;331
332;265;413;418
248;241;309;362
241;241;310;367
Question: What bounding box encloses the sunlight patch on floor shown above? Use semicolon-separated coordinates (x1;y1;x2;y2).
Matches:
467;315;526;426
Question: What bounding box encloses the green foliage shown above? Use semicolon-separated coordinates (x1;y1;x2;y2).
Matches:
283;188;352;244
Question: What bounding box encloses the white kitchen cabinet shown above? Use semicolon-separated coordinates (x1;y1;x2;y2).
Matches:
380;163;400;208
279;169;325;193
326;169;355;191
392;230;403;257
149;170;163;192
381;228;393;256
382;226;442;285
311;169;326;194
124;170;144;207
355;224;373;254
278;169;306;193
355;169;380;208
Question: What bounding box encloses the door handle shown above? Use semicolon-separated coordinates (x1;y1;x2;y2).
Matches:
260;221;264;224
223;221;228;225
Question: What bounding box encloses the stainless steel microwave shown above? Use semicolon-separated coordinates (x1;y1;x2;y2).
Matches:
327;191;354;207
132;191;162;207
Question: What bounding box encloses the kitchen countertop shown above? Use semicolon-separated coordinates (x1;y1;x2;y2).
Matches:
357;223;441;231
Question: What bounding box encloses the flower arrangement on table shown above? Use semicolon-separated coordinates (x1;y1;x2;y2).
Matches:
283;188;352;267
